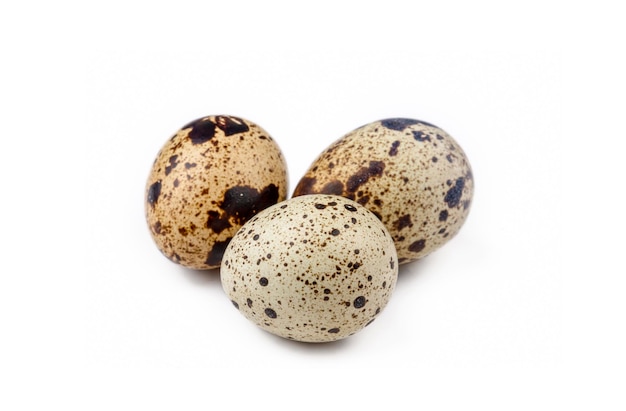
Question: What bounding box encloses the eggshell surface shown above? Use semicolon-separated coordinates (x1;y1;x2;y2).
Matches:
220;194;398;343
145;115;288;269
293;118;473;264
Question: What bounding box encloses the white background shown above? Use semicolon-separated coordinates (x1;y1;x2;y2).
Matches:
1;1;624;410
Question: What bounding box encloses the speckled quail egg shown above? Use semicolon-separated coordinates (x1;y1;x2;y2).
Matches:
145;115;288;269
220;194;398;343
293;118;473;264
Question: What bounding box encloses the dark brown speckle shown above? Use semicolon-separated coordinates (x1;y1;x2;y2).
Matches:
147;181;162;206
265;308;277;318
409;239;426;253
346;161;385;193
389;140;400;156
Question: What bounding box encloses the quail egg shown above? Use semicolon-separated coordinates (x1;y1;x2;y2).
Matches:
293;118;473;264
145;115;288;269
220;194;398;342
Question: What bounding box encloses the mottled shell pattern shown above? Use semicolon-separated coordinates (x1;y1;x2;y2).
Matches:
145;115;288;269
221;194;398;343
293;118;473;264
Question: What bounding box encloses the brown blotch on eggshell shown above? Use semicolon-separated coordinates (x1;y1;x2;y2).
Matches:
145;115;288;269
293;118;473;264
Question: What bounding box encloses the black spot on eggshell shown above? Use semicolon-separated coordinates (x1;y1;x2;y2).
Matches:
380;118;420;131
409;239;426;253
395;214;413;231
346;161;385;193
389;140;400;156
357;196;370;206
439;210;449;222
412;130;431;142
147;181;162;206
328;328;340;333
344;204;357;212
215;115;250;136
164;155;179;175
206;210;232;234
265;308;277;318
232;300;239;309
205;238;232;267
259;277;269;286
219;184;279;224
444;178;465;208
186;118;217;144
352;296;367;308
380;118;436;130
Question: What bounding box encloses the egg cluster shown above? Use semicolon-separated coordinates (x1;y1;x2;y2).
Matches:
146;115;473;343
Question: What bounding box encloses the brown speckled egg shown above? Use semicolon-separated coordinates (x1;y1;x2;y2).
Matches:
145;115;288;269
220;194;398;343
293;118;473;264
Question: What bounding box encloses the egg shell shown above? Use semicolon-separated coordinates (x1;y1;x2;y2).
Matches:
145;115;288;269
221;194;398;343
293;118;474;264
